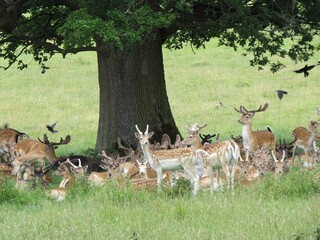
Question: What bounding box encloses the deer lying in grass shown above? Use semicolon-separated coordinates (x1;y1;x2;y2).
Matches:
47;162;71;201
234;103;276;152
292;120;319;166
10;134;70;175
271;150;288;175
0;128;29;162
135;125;203;195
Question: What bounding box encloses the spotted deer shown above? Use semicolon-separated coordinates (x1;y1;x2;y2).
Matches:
195;140;240;194
292;120;319;166
135;125;203;195
234;103;276;152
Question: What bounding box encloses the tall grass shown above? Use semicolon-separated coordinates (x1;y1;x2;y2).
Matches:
0;39;320;239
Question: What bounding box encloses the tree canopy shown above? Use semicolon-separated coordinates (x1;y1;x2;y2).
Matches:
1;1;320;72
1;0;320;148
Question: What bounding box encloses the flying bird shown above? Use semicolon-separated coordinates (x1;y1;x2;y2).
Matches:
46;122;58;133
276;90;288;100
293;64;316;77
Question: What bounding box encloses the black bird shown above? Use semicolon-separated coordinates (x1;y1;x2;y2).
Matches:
293;64;316;77
46;122;58;133
276;90;288;100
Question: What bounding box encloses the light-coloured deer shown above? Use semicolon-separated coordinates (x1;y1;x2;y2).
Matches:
135;125;203;195
47;162;71;201
195;140;240;194
10;134;71;175
292;120;319;166
234;103;276;152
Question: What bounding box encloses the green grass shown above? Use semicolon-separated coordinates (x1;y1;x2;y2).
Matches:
1;39;320;239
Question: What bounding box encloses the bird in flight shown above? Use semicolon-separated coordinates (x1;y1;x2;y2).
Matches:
276;90;288;100
293;64;316;77
46;122;58;133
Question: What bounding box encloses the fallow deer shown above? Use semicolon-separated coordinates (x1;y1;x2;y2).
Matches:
271;150;288;175
47;162;71;201
10;134;71;175
195;140;240;194
135;125;203;195
0;128;29;161
312;141;320;165
237;150;260;184
234;103;276;152
292;120;319;166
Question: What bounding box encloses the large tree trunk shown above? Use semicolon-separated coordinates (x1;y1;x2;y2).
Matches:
95;36;180;151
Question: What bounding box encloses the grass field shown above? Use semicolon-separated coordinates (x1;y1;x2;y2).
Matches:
0;40;320;239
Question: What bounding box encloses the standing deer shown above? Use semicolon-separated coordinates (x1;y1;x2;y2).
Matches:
292;120;319;166
234;103;276;152
195;140;240;194
135;125;203;195
10;134;71;175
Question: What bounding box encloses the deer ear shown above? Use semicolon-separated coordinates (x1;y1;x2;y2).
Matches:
134;132;140;139
148;132;154;138
83;165;88;173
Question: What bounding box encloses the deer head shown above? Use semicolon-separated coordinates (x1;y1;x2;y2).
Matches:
234;103;269;125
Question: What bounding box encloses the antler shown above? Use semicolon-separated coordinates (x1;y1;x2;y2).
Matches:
39;135;71;146
187;123;207;133
117;137;134;155
271;150;285;163
242;103;269;115
135;125;149;134
38;134;50;144
66;158;79;168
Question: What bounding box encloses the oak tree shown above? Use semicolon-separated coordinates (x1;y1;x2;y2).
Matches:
0;0;319;150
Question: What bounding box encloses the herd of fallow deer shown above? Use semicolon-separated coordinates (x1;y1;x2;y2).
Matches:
0;104;320;200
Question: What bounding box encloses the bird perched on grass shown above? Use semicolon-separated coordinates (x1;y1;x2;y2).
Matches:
276;90;288;100
293;64;316;77
46;122;58;133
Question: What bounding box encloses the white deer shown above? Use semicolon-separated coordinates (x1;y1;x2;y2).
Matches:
195;140;240;194
135;125;203;195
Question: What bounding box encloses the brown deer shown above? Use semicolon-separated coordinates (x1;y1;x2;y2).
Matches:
271;150;288;175
135;125;203;195
234;103;276;152
237;150;260;184
10;134;70;175
0;128;29;161
292;120;319;166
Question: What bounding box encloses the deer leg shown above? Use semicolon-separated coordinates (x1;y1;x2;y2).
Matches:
217;169;223;191
156;168;163;191
209;167;215;193
230;163;237;195
222;161;231;189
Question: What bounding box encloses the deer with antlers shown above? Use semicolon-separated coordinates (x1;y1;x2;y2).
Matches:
47;161;72;201
234;103;276;153
10;134;71;175
135;125;203;195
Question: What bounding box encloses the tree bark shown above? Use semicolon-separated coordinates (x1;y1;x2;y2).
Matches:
95;35;180;151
